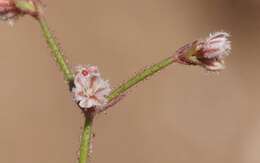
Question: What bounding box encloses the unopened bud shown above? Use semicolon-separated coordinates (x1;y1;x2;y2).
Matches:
175;32;231;71
0;0;42;23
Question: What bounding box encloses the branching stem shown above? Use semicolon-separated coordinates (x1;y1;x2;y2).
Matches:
36;16;93;163
35;15;176;163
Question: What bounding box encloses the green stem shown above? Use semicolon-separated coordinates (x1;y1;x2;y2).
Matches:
35;16;93;163
37;16;74;82
79;115;93;163
77;56;175;163
107;56;175;102
35;15;175;163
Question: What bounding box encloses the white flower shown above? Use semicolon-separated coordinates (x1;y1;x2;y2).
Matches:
201;32;231;58
72;65;111;111
176;32;231;71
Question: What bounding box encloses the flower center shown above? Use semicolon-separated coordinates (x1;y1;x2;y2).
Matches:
83;87;95;98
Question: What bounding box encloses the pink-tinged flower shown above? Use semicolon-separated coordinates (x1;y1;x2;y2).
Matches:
75;65;99;77
0;0;20;21
0;0;41;23
175;32;231;71
72;65;111;111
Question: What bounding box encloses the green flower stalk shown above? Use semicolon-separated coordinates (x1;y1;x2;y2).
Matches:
35;16;94;163
37;16;74;82
106;56;175;102
79;112;94;163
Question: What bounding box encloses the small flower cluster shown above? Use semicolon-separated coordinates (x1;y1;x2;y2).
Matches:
0;0;41;23
0;0;17;21
175;32;231;71
72;65;111;112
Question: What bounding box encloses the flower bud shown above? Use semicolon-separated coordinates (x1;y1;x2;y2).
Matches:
175;32;231;71
0;0;19;21
0;0;41;23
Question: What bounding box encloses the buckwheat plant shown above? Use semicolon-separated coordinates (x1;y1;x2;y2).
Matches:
1;1;231;163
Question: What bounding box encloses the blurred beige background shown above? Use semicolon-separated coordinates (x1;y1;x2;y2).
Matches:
0;0;260;162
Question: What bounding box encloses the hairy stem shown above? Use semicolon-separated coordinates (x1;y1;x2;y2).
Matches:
35;15;176;163
37;16;74;82
79;115;93;163
107;56;175;102
35;16;93;163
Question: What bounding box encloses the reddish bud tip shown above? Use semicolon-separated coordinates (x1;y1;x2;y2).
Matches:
0;0;42;24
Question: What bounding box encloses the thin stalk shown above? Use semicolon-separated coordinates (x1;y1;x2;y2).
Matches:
79;115;93;163
35;16;93;163
107;56;175;102
37;16;74;82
